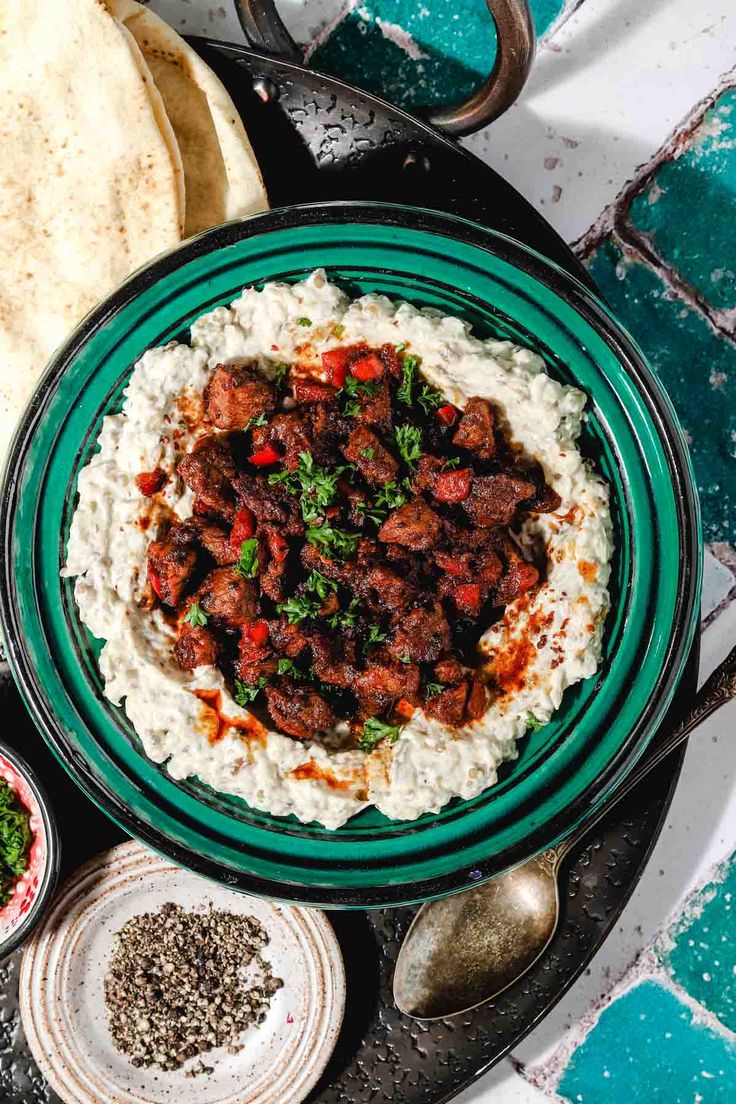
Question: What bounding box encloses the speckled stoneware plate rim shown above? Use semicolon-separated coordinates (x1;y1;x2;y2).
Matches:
0;202;701;906
19;840;345;1104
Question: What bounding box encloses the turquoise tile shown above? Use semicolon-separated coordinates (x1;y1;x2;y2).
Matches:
558;980;736;1103
629;87;736;313
658;852;736;1033
312;0;564;110
587;236;736;545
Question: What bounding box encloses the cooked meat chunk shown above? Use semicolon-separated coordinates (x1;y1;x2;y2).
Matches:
196;566;258;631
387;603;451;664
464;676;488;721
434;656;465;685
363;565;421;615
425;681;467;725
235;473;303;536
307;402;351;462
342;426;398;486
355;378;392;431
205;363;277;430
463;473;536;528
452;397;497;459
173;625;221;670
494;550;539;605
259;525;290;603
309;633;355;688
252;412;311;472
235;633;277;686
378;497;442;551
353;654;420;715
178;435;236;522
412;454;443;494
268;619;310;657
147;525;197;607
526;480;562;514
301;542;359;591
264;683;335;740
188;518;236;565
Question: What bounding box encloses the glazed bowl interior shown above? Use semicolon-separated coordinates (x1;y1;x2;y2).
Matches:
0;203;701;907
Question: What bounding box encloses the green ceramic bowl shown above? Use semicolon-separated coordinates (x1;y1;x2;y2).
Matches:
0;203;701;907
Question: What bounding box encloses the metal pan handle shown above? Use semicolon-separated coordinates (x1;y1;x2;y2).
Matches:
234;0;535;137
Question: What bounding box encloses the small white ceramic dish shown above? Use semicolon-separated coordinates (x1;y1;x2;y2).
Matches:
20;841;345;1104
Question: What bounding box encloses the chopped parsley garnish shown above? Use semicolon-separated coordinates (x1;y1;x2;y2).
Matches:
357;717;402;752
277;658;304;680
442;456;461;470
525;711;544;732
395;342;406;352
306;523;359;560
297;316;312;327
362;624;387;652
0;780;32;908
332;323;345;338
234;676;269;707
272;362;289;389
355;499;387;526
396;354;419;405
244;412;268;432
276;594;321;624
375;480;408;511
341;374;378;417
328;597;361;630
423;681;444;699
184;603;208;627
237;538;259;579
360;447;375;459
305;569;337;600
395;423;423;468
269;451;344;525
417;383;443;414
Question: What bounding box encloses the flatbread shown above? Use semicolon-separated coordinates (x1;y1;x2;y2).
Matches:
106;0;269;236
0;0;184;461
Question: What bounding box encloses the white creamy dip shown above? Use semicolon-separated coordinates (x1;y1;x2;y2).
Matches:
63;271;612;828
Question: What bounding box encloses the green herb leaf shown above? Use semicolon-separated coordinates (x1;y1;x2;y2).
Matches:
395;423;423;468
244;412;268;432
269;451;345;525
340;374;378;417
237;538;260;579
525;711;544;732
423;681;444;699
306;569;337;601
357;717;402;753
374;480;408;512
417;383;443;414
277;658;304;680
276;594;321;624
272;362;289;389
328;597;361;630
306;523;359;560
234;676;269;707
332;323;345;338
0;780;31;907
184;602;208;628
395;342;406;353
360;447;375;459
396;354;419;405
442;456;461;470
362;624;387;653
297;316;312;327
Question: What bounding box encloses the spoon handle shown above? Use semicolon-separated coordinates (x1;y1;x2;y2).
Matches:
555;642;736;863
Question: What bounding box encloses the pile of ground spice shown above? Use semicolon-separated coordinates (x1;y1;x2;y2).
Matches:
104;902;283;1071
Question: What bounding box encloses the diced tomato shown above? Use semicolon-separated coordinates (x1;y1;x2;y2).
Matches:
433;468;472;503
135;469;166;497
249;444;281;466
245;619;270;646
266;528;289;563
321;343;367;387
292;379;337;404
434;550;470;577
436;404;459;428
230;506;255;552
147;561;163;601
453;582;482;617
350;353;384;382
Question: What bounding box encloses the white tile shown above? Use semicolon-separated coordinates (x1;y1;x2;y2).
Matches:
464;0;736;245
452;1058;555;1104
702;545;736;621
147;0;347;48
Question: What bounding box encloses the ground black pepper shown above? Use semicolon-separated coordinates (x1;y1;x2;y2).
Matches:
104;902;283;1071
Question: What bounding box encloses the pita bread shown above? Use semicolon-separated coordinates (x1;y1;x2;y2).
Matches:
106;0;269;236
0;0;184;461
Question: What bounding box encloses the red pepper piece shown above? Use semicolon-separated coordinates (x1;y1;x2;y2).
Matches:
350;353;385;382
230;506;256;553
321;343;368;387
436;404;459;428
293;379;338;404
135;469;166;497
433;468;472;503
245;619;270;646
147;561;163;601
266;528;289;563
453;582;482;617
249;444;281;466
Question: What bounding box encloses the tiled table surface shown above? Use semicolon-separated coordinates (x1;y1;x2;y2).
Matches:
160;1;736;1099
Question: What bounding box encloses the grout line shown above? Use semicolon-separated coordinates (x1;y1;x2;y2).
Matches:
303;0;359;60
539;0;588;46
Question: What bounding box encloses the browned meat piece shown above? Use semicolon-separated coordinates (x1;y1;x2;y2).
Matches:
452;397;497;459
464;677;488;721
379;342;403;380
434;656;465;685
527;481;562;514
425;681;468;725
178;435;236;522
251;412;311;472
187;518;237;565
494;554;539;605
205;363;277;430
235;473;303;536
301;542;360;591
343;483;370;528
195;566;258;631
387;603;451;664
342;425;398;486
463;473;536;528
309;633;355;688
353;653;420;716
147;525;197;607
265;683;335;740
355;378;392;431
307;403;351;463
412;454;443;495
269;619;310;657
173;625;221;670
236;633;277;686
378;497;442;551
363;565;421;615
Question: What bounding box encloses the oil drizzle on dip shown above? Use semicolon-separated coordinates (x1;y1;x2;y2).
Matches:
290;760;356;792
193;690;266;745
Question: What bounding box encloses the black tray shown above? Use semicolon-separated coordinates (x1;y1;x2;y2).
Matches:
0;39;698;1104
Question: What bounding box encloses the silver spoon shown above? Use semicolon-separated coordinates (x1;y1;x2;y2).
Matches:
394;644;736;1020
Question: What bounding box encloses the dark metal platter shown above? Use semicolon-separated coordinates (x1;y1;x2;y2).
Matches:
0;39;698;1104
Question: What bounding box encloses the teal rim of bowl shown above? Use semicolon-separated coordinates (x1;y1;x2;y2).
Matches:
0;202;702;907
